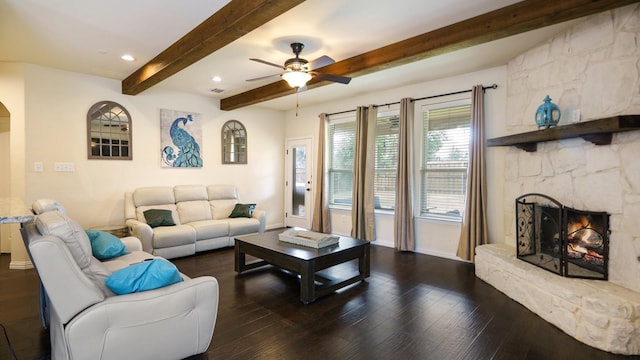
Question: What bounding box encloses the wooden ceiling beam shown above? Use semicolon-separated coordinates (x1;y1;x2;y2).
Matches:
220;0;638;111
122;0;305;95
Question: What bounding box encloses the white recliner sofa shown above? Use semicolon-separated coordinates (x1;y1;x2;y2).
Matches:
125;184;266;259
22;205;219;360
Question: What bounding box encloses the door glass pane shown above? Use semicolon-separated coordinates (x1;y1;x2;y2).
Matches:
291;145;306;216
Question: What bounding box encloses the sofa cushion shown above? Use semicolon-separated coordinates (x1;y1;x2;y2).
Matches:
207;184;238;200
101;251;156;272
32;198;67;215
210;200;237;220
188;220;229;240
85;230;128;260
133;186;175;206
105;258;183;295
174;185;208;202
152;225;196;249
177;200;212;224
207;185;240;220
36;211;93;269
36;211;113;295
229;203;256;218
228;218;261;236
143;209;176;228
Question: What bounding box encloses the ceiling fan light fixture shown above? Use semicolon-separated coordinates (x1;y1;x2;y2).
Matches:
282;71;312;88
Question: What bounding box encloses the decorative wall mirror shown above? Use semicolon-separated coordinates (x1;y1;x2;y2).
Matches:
87;101;132;160
221;120;247;164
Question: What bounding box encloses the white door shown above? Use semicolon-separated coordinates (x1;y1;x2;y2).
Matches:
285;137;313;229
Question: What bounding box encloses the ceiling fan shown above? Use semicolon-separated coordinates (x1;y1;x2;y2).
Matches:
247;42;351;89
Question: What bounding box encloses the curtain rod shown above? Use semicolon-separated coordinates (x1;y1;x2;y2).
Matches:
327;83;498;116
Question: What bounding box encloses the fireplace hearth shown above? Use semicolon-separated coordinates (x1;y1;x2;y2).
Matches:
516;193;609;280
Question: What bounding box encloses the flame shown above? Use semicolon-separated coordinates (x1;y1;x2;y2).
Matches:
568;215;602;246
568;215;591;236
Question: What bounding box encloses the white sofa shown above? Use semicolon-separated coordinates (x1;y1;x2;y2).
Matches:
22;208;219;360
125;184;266;259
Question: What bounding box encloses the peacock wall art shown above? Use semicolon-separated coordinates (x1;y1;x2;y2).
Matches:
160;109;203;168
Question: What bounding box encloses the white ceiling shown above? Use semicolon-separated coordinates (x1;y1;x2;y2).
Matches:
0;0;579;111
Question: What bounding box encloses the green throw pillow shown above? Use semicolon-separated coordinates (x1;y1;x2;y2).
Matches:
229;203;256;218
85;230;128;260
143;209;176;228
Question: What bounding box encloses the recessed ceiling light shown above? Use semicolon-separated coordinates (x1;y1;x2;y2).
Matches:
121;54;135;62
211;76;222;82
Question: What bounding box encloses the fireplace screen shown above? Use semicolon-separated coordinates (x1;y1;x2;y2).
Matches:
516;193;609;280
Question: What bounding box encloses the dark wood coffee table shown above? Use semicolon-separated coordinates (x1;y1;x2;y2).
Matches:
235;231;370;304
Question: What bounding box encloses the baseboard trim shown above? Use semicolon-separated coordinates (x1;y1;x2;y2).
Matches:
9;260;33;270
266;223;285;230
372;240;466;262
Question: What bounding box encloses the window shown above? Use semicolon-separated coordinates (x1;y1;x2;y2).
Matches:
327;108;399;210
328;119;355;206
373;111;399;210
420;100;471;221
87;101;132;160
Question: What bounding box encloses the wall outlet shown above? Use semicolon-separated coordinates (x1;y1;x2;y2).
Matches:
54;162;75;172
34;162;43;173
571;109;581;123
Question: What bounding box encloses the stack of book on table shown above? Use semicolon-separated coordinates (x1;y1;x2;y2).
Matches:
278;229;339;248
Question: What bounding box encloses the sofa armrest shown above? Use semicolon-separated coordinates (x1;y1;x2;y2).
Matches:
252;209;266;233
119;236;143;252
125;219;153;253
64;276;219;360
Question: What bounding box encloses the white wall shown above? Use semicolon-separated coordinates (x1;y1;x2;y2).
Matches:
4;64;286;230
0;105;10;253
0;62;28;265
282;66;507;259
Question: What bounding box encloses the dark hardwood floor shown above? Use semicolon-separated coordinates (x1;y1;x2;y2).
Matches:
0;242;637;360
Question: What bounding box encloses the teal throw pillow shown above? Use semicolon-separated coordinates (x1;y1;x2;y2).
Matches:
85;230;128;260
105;258;183;295
229;203;256;218
143;209;176;228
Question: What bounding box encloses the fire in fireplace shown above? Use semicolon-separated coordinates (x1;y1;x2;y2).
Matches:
515;193;609;280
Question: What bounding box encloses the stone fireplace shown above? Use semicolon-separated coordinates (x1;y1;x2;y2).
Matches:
515;193;609;280
476;4;640;355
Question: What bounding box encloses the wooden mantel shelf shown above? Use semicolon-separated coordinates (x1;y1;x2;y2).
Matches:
486;115;640;152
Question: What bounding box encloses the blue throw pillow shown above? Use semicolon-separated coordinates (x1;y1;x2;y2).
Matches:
85;230;128;260
105;258;183;295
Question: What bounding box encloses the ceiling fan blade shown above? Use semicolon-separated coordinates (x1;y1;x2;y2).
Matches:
307;55;335;70
311;71;351;84
250;58;285;69
246;73;282;82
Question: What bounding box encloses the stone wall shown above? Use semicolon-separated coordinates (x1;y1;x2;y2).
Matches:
502;4;640;293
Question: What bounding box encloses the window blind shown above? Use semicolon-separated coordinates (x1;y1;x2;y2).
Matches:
420;103;471;219
328;121;355;205
374;115;399;209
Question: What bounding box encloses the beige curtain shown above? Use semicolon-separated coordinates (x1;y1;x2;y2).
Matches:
311;113;331;233
394;98;415;251
456;85;489;262
351;105;377;241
